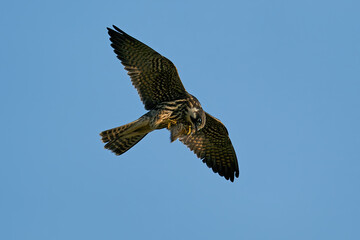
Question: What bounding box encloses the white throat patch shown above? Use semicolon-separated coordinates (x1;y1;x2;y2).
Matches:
189;107;200;118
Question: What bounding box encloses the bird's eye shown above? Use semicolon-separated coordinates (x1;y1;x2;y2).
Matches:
196;117;202;126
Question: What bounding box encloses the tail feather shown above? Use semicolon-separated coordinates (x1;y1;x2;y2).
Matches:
104;133;148;155
100;116;151;155
100;121;138;143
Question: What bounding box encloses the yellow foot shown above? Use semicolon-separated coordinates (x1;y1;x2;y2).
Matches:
187;125;192;135
167;119;177;129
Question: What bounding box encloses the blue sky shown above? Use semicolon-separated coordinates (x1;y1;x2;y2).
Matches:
1;0;360;239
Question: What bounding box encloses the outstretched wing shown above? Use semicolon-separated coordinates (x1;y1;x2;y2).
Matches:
107;26;188;110
179;113;239;182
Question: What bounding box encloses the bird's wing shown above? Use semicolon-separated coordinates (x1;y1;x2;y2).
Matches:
179;113;239;182
107;26;188;110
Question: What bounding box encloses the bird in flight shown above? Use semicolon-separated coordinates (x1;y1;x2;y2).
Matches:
100;26;239;181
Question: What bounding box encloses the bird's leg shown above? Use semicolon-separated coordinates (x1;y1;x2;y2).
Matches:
167;119;177;129
187;125;192;135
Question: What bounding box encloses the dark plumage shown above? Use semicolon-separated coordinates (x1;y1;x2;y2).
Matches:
100;26;239;181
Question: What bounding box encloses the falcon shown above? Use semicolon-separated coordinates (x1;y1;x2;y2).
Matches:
100;26;239;181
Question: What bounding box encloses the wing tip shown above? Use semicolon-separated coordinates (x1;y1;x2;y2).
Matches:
112;25;121;32
202;157;239;182
107;25;127;36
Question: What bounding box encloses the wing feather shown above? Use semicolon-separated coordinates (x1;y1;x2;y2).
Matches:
107;26;187;110
180;113;239;182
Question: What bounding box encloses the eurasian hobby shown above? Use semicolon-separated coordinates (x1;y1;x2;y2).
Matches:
100;26;239;182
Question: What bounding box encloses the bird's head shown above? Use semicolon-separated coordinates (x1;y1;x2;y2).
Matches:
188;95;206;133
190;108;205;131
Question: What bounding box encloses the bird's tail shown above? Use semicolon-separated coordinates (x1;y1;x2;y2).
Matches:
100;115;152;155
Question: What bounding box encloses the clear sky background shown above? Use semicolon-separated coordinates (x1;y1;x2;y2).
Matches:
1;0;359;239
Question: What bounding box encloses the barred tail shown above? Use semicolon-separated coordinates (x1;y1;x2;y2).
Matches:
100;116;151;155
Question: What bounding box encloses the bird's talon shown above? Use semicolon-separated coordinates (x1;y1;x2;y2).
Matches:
187;125;192;135
167;119;177;129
